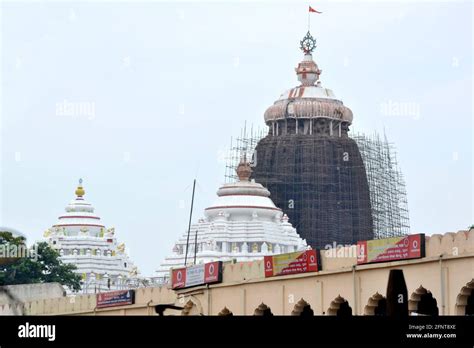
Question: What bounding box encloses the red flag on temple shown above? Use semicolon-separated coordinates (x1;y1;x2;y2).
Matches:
309;6;322;14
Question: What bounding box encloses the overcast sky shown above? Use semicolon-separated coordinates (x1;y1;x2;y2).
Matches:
1;0;472;275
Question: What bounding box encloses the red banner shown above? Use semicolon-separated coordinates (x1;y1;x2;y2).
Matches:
171;261;222;290
96;290;135;309
357;234;425;265
264;249;319;278
204;262;219;283
171;267;186;289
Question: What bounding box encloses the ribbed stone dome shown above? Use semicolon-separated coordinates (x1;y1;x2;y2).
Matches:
264;96;353;124
264;37;353;127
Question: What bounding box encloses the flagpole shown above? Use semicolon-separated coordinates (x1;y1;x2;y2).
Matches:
184;179;196;267
308;6;310;32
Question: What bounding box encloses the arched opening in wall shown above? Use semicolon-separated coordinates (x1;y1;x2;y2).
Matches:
291;298;314;316
364;292;387;316
455;279;474;315
254;303;273;316
327;295;352;317
218;307;233;316
409;286;439;316
467;294;474;316
181;300;203;316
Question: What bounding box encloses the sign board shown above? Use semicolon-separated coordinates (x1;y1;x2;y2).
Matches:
357;234;425;265
264;249;319;278
171;261;223;290
96;290;135;309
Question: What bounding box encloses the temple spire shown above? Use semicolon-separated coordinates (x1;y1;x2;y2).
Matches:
75;178;85;198
295;32;322;86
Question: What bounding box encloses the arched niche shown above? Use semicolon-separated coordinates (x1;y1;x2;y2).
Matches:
181;299;203;316
253;302;273;316
455;279;474;315
327;295;352;317
364;292;387;316
409;286;439;316
218;307;233;316
291;298;314;316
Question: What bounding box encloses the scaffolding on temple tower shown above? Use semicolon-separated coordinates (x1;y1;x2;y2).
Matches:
351;132;410;239
224;123;266;183
224;126;410;240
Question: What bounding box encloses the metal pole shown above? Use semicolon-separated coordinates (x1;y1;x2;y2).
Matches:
184;179;196;266
193;229;198;265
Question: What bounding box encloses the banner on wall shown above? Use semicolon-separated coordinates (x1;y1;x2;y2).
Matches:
357;234;425;265
171;261;223;290
96;290;135;309
264;249;319;278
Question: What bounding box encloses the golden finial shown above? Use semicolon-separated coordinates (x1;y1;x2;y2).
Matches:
75;178;85;197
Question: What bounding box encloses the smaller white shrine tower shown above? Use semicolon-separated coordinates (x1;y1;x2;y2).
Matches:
44;179;139;293
156;159;308;280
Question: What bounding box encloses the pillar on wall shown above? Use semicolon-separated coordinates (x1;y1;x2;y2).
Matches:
281;285;286;315
242;288;246;315
315;280;323;315
387;269;408;317
352;266;359;315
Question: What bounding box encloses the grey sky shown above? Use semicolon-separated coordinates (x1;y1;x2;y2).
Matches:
1;0;472;275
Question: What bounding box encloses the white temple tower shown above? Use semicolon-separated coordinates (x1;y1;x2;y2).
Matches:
44;179;139;293
156;160;308;280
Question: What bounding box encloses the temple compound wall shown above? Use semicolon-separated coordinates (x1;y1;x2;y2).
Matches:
1;230;473;316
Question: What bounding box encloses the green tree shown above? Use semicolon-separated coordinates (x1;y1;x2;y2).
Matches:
0;232;81;292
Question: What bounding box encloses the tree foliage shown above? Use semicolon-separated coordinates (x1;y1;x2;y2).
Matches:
0;231;81;292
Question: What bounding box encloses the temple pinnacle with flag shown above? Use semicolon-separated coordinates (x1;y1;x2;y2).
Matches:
251;28;374;250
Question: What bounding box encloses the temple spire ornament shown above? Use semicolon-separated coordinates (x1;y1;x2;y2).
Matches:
236;156;252;182
300;31;317;54
296;32;322;86
75;178;85;198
